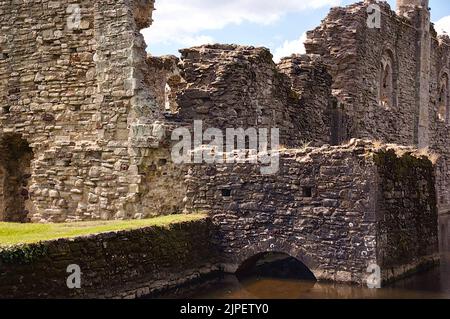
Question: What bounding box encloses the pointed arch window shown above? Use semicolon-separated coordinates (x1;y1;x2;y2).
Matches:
379;50;396;109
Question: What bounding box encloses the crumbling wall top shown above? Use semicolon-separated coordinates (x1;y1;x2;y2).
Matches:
132;0;155;29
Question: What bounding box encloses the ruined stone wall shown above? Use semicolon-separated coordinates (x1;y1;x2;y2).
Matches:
277;54;334;146
1;0;447;227
429;37;450;214
0;0;98;222
131;55;188;217
305;2;418;144
0;218;218;298
184;140;439;284
0;0;167;222
374;149;439;282
304;3;363;142
305;1;450;213
136;46;338;218
146;55;182;113
174;44;334;148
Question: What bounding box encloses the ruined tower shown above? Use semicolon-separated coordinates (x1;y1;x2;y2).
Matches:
397;0;431;148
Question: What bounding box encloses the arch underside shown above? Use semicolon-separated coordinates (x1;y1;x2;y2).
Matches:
222;238;320;277
219;237;371;285
236;251;317;281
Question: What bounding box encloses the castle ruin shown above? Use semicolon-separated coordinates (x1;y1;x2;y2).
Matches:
0;0;449;284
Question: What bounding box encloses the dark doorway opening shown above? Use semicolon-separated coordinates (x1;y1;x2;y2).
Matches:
0;134;33;222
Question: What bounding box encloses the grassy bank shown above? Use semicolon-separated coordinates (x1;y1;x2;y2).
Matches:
0;214;207;246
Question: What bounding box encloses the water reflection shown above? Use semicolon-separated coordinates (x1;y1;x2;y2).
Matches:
159;215;450;299
186;275;450;299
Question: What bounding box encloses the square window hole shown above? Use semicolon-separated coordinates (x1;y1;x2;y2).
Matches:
221;189;232;197
302;186;313;198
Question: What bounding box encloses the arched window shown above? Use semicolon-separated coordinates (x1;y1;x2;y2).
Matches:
438;73;449;123
379;50;396;109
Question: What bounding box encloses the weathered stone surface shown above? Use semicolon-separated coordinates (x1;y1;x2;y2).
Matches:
167;45;334;148
304;0;450;215
184;140;439;284
0;219;219;299
0;0;447;223
0;0;446;288
0;0;166;222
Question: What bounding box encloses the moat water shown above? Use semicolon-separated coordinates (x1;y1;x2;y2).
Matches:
159;215;450;299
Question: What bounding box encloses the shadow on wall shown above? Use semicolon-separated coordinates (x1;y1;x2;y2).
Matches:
0;134;33;223
440;215;450;252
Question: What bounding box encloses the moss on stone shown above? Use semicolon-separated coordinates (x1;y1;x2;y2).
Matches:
0;244;48;265
373;149;434;180
373;148;438;267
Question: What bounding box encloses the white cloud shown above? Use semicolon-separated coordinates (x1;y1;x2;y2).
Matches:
273;33;307;62
435;15;450;35
179;35;215;47
143;0;340;49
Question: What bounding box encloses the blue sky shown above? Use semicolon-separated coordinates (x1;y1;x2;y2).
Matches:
144;0;450;61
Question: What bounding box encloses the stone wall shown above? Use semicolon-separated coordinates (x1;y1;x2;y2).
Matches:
429;36;450;214
374;149;439;281
277;54;335;146
170;44;334;148
305;1;418;144
0;0;448;230
1;0;98;222
305;0;450;214
184;140;439;284
133;45;339;218
0;218;218;299
132;45;339;217
0;0;175;222
146;55;182;113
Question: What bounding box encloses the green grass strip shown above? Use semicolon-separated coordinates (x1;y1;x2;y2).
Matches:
0;214;207;246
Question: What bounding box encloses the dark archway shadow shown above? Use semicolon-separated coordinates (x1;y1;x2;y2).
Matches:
236;251;317;281
233;252;318;298
0;134;33;223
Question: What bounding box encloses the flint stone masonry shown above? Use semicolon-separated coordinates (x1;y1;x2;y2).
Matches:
0;219;219;299
184;140;439;284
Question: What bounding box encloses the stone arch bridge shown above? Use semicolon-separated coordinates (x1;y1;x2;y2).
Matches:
184;141;440;284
